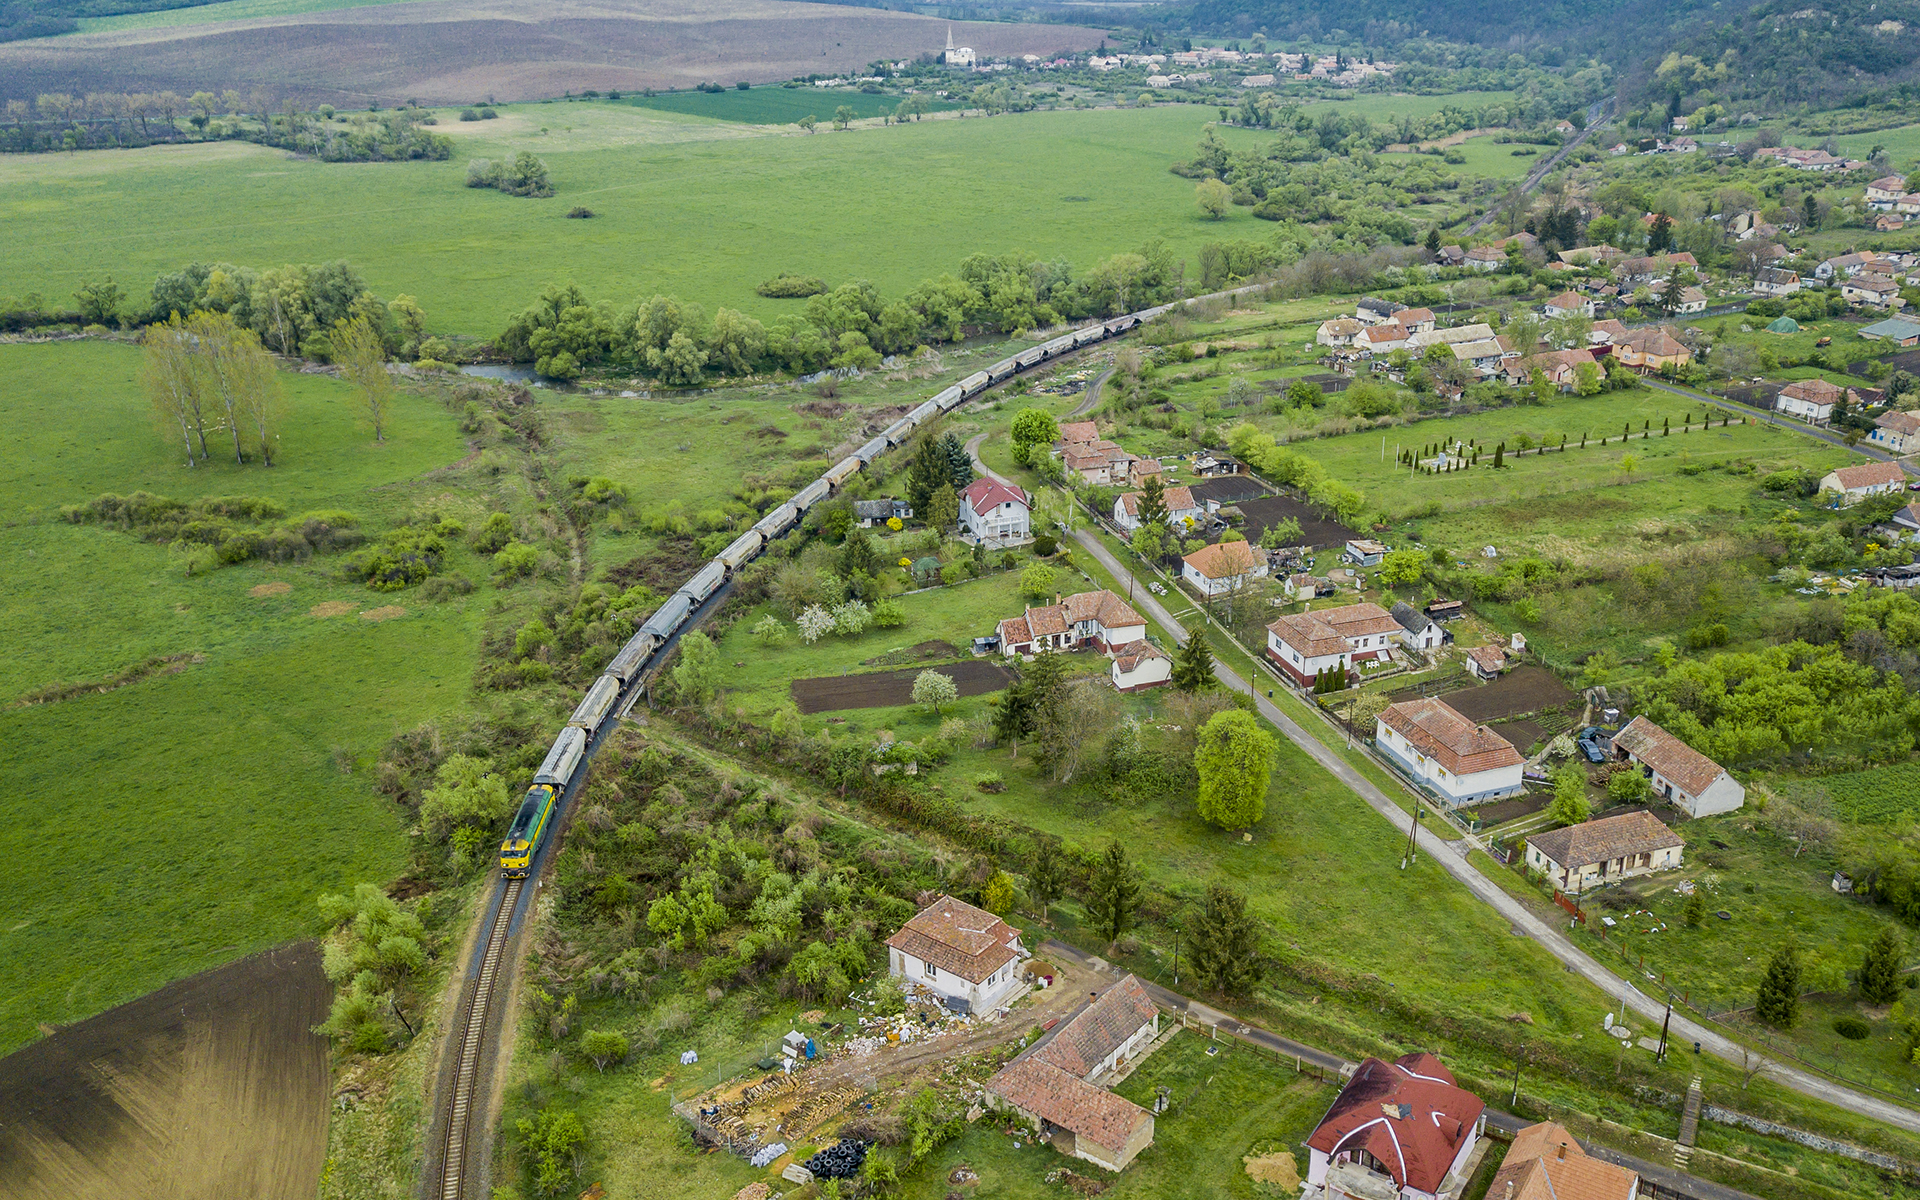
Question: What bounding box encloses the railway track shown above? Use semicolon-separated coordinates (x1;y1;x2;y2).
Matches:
438;875;523;1200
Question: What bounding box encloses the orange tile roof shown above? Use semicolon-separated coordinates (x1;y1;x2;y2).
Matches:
1060;590;1146;630
987;1057;1152;1156
1612;716;1730;796
1118;485;1197;517
1378;697;1523;775
1034;975;1159;1077
1526;810;1683;871
1058;420;1100;444
1267;602;1402;660
1183;540;1262;580
1489;1123;1638;1200
884;894;1020;984
1828;461;1908;490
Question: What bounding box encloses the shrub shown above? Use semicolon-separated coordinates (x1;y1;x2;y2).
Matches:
1032;532;1058;556
493;540;541;582
474;512;516;553
757;274;828;298
1833;1015;1872;1040
566;207;595;219
459;108;481;121
420;574;474;602
975;771;1006;793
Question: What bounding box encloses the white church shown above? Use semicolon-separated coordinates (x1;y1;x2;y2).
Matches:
944;26;976;67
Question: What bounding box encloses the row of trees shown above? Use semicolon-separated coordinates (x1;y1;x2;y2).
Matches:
496;244;1187;382
1;90;454;160
140;310;397;466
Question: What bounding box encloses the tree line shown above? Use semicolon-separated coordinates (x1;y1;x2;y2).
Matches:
495;244;1187;382
1;89;451;160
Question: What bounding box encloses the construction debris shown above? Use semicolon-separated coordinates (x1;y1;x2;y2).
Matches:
802;1138;871;1179
747;1142;787;1168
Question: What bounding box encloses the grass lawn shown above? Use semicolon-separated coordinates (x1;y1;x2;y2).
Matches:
623;89;959;125
901;1030;1334;1200
1449;135;1541;180
0;341;485;1052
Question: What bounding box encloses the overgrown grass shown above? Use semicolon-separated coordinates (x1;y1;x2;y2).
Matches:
624;88;958;125
0;341;484;1052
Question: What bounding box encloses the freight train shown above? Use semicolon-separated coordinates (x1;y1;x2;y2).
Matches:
496;302;1181;875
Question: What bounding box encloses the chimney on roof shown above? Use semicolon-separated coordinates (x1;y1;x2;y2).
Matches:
1557;1143;1567;1161
1055;593;1062;606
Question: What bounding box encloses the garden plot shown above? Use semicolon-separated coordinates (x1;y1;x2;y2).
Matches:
1437;667;1576;723
1231;495;1358;550
790;660;1017;714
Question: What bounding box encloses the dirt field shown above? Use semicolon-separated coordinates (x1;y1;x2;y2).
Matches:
791;659;1016;714
1439;666;1576;723
1232;494;1358;550
0;0;1108;107
0;942;331;1200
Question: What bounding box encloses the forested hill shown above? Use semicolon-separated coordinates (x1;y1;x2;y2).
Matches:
1630;0;1920;109
1164;0;1744;61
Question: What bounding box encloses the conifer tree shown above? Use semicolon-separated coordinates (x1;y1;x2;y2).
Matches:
1756;943;1802;1029
1861;927;1904;1005
1188;884;1260;997
1170;627;1216;693
1085;841;1141;948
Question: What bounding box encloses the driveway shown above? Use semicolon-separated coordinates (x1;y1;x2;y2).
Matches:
1067;527;1920;1134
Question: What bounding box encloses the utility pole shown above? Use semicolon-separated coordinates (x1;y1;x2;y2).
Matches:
1171;921;1181;987
1510;1046;1526;1108
1658;992;1674;1063
1402;798;1420;868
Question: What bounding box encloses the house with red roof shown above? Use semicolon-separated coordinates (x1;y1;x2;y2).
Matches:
1265;602;1405;687
885;894;1026;1014
1181;539;1268;596
1374;697;1524;806
1304;1052;1487;1200
1612;716;1744;818
1489;1122;1641;1200
985;974;1162;1171
1819;460;1909;505
997;590;1148;658
958;478;1032;544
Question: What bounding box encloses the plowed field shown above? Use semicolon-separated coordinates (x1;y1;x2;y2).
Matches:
790;659;1015;713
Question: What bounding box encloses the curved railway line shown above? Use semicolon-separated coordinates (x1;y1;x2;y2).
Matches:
419;284;1289;1199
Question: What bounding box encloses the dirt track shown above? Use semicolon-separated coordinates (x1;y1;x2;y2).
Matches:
0;943;330;1200
0;0;1107;107
791;659;1015;714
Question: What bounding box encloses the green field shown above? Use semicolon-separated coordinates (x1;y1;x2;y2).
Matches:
0;99;1530;342
72;0;411;34
0;341;484;1052
625;88;957;125
1836;123;1920;168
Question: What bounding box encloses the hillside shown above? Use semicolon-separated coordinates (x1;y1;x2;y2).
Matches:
1626;0;1920;109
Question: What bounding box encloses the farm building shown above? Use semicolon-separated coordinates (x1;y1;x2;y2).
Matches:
1390;601;1449;651
1344;538;1387;566
1285;573;1336;600
1525;811;1684;893
854;498;912;526
997;590;1147;657
1488;1122;1640;1200
885;894;1027;1014
1113;485;1202;532
1110;641;1171;691
1181;540;1268;596
958;479;1032;543
1316;318;1364;348
1303;1052;1487;1200
1859;317;1920;347
1611;717;1745;817
1466;645;1508;679
984;975;1161;1171
1374;697;1525;806
1264;602;1404;687
1819;460;1909;505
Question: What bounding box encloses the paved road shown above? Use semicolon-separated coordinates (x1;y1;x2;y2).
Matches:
1066;527;1920;1135
1640;378;1920;475
1463;104;1610;238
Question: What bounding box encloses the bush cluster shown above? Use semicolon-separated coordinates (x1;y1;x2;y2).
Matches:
62;491;364;568
345;523;453;591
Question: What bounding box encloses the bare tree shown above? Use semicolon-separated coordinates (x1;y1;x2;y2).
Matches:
334;316;394;442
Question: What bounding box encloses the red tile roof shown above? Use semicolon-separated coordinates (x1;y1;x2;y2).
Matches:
1113;642;1169;673
1034;975;1160;1077
1526;810;1683;871
1612;716;1729;797
1059;590;1146;631
1184;540;1262;581
884;894;1020;984
1118;485;1197;517
1378;697;1523;776
1828;461;1908;490
987;1057;1151;1156
1267;602;1401;659
1781;378;1844;405
1057;420;1100;445
960;478;1030;512
1489;1123;1638;1200
1307;1053;1484;1194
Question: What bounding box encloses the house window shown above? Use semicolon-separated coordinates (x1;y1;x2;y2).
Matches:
922;960;936;979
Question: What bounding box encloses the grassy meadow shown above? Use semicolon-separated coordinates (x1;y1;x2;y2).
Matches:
1;95;1522;341
0;341;486;1052
625;88;959;125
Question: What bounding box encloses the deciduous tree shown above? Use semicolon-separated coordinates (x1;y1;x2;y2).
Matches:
671;631;720;704
1196;177;1232;220
1548;766;1590;826
1010;408;1059;465
334;315;394;442
912;669;958;714
1195;709;1276;830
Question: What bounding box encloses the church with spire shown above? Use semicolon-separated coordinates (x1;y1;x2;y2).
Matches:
943;25;976;68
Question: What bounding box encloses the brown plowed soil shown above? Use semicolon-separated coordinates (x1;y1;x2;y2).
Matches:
790;660;1015;714
1231;494;1358;550
1439;666;1575;722
0;0;1106;108
0;943;331;1200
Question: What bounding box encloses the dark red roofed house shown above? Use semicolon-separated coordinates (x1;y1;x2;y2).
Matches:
885;894;1026;1014
985;974;1162;1171
1304;1052;1487;1200
958;478;1032;544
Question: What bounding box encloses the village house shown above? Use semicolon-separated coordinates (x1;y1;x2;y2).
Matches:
886;894;1026;1014
1774;378;1847;424
1504;348;1597;390
1820;460;1910;505
985;975;1160;1171
1182;539;1268;596
1125;458;1165;487
1888;499;1920;539
1303;1052;1487;1200
1612;716;1746;817
1489;1122;1641;1200
997;589;1147;657
1398;307;1437;334
1752;266;1802;297
1587;318;1631;347
1648;280;1709;313
1463;245;1509;272
1871;410;1920;454
1609;327;1691;374
1843;275;1903;308
1343;538;1387;567
958;478;1032;543
1113;484;1202;532
1868;175;1909;208
1358;323;1411;356
1390;601;1449;650
1436;244;1466;267
1110;641;1171;691
1451;338;1511;374
1316;317;1365;348
1859;317;1920;346
1191;451;1247;478
1055;420;1100;448
853;497;913;527
1375;697;1524;806
1466;644;1508;680
1817;251;1884;281
1265;602;1408;687
1408;323;1497;351
1526;811;1685;894
1543;291;1596;319
1560;245;1624;267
